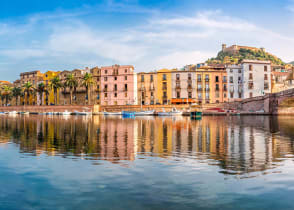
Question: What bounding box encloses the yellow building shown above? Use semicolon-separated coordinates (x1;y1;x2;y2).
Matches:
156;69;172;105
42;71;60;105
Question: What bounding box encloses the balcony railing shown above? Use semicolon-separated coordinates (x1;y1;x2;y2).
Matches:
205;78;209;82
205;88;210;91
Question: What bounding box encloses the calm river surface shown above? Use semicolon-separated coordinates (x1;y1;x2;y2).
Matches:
1;115;294;210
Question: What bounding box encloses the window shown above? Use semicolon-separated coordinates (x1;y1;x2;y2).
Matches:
104;93;107;97
205;92;209;99
163;82;167;90
125;69;128;73
249;73;253;80
163;74;167;81
176;74;180;80
230;69;233;73
114;93;117;97
230;92;234;98
223;76;227;82
105;70;107;74
124;84;128;91
97;78;100;82
150;75;153;82
114;84;117;91
238;69;241;73
215;92;219;98
230;76;233;83
264;82;269;90
104;77;107;81
104;84;108;90
125;76;127;80
238;93;242;98
264;74;268;80
125;92;128;97
248;82;254;89
197;74;202;82
205;84;209;91
249;92;253;98
198;93;202;99
97;85;99;90
141;75;144;82
151;92;153;96
188;92;192;98
215;76;219;82
264;66;267;72
205;75;209;81
177;92;180;98
223;84;227;91
197;84;202;90
163;92;167;97
224;93;227;98
188;73;192;80
249;65;253;71
114;76;117;81
215;84;219;91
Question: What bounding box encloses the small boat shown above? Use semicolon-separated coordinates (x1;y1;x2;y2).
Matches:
74;111;92;115
134;110;155;116
46;112;54;115
122;111;135;118
8;111;18;115
190;111;202;119
20;111;29;115
61;110;71;115
103;111;122;116
158;108;183;116
0;112;5;115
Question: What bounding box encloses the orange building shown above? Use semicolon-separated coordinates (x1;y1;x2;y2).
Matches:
196;65;228;104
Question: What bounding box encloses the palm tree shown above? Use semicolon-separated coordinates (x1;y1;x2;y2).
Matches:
64;73;78;105
82;73;94;105
37;83;46;105
12;87;22;106
49;76;62;105
22;82;35;105
1;85;13;106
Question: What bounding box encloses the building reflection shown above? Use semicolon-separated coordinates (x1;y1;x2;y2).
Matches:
0;115;293;174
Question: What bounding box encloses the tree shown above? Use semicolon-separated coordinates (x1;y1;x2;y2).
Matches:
82;72;94;105
12;87;22;106
22;82;35;105
1;85;13;106
64;73;78;105
37;83;46;106
49;76;62;105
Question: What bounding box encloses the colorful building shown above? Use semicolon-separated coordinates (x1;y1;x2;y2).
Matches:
41;71;60;105
171;69;197;104
137;72;157;105
100;65;137;105
196;65;228;104
156;69;172;105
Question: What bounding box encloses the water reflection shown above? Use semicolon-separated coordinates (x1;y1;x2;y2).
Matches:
0;115;294;175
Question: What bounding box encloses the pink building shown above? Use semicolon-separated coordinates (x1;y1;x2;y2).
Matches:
100;64;138;105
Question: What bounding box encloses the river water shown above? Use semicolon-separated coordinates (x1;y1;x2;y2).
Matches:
0;115;294;210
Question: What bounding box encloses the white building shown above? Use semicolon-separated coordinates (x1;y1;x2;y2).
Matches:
227;60;271;100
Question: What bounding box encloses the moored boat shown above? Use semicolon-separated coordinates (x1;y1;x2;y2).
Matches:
103;111;122;116
8;111;18;115
61;110;71;115
134;110;155;116
157;108;183;116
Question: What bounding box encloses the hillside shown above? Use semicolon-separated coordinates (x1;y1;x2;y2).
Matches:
290;61;294;65
207;48;285;65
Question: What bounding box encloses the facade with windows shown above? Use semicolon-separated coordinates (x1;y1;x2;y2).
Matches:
171;70;197;104
137;72;157;105
100;65;137;105
156;69;172;105
227;60;271;100
195;66;228;104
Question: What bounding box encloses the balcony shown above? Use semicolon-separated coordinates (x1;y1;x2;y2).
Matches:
205;78;210;82
205;88;210;91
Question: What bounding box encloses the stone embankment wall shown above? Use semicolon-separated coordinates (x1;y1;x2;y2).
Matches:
0;105;100;113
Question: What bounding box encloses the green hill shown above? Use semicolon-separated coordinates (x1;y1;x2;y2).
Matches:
207;48;285;65
290;61;294;65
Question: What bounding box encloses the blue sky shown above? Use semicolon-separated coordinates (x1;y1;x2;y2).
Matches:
0;0;294;81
